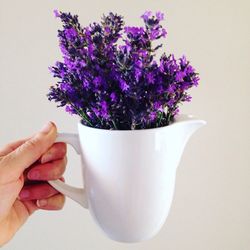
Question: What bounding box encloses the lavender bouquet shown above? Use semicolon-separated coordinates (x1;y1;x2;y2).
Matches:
48;10;199;130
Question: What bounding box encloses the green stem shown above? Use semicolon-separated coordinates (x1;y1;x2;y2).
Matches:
94;112;103;125
158;111;163;125
69;102;93;127
111;120;118;130
166;111;172;125
62;92;93;126
79;110;93;127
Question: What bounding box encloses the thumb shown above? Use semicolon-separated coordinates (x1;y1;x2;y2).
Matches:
0;122;57;183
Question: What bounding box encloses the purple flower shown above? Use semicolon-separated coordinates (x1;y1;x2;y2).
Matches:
104;26;111;33
135;68;142;82
87;44;95;59
175;71;186;82
157;85;164;94
161;28;167;38
167;84;176;93
180;55;187;67
141;11;152;21
135;60;143;68
100;100;109;119
93;76;102;87
150;29;160;40
92;107;101;117
65;105;76;115
48;10;200;130
184;95;192;102
149;111;157;121
173;108;180;116
82;79;90;88
154;101;163;111
146;72;155;84
53;9;60;18
193;75;200;86
119;79;129;91
181;81;191;90
65;27;77;40
110;92;117;102
185;65;195;74
60;82;71;91
124;26;145;36
156;11;164;21
167;99;175;108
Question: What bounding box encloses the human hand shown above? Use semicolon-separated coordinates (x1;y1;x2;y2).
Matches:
0;122;67;246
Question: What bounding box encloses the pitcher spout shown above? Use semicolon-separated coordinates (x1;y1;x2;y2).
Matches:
166;114;206;171
173;114;207;139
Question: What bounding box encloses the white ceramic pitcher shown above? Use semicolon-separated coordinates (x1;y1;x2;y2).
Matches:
48;114;206;242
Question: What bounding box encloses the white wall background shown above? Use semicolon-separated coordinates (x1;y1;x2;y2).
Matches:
0;0;249;249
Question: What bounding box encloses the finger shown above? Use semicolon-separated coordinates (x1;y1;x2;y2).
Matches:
22;160;47;183
0;138;30;157
36;194;65;210
27;157;67;181
13;199;38;219
18;183;59;201
22;142;66;181
11;200;38;229
0;176;24;220
40;142;67;164
21;200;38;215
0;122;57;184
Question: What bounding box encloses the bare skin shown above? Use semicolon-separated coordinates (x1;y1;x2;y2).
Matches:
0;122;67;246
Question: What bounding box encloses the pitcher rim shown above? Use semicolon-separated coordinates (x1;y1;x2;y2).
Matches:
78;114;206;133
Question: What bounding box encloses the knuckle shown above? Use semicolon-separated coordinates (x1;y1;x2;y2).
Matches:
24;138;43;156
52;170;61;179
46;143;66;160
52;159;66;179
0;155;13;183
0;155;9;167
26;138;38;149
4;142;14;151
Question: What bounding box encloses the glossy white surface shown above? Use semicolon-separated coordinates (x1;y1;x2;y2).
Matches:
49;114;206;242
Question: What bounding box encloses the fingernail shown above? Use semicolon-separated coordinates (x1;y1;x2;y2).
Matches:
37;199;47;207
40;122;53;134
28;170;40;180
19;190;30;199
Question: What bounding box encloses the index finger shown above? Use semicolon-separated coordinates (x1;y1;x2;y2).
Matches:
0;122;57;184
0;137;31;157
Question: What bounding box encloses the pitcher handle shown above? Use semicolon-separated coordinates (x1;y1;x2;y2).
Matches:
48;133;88;208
